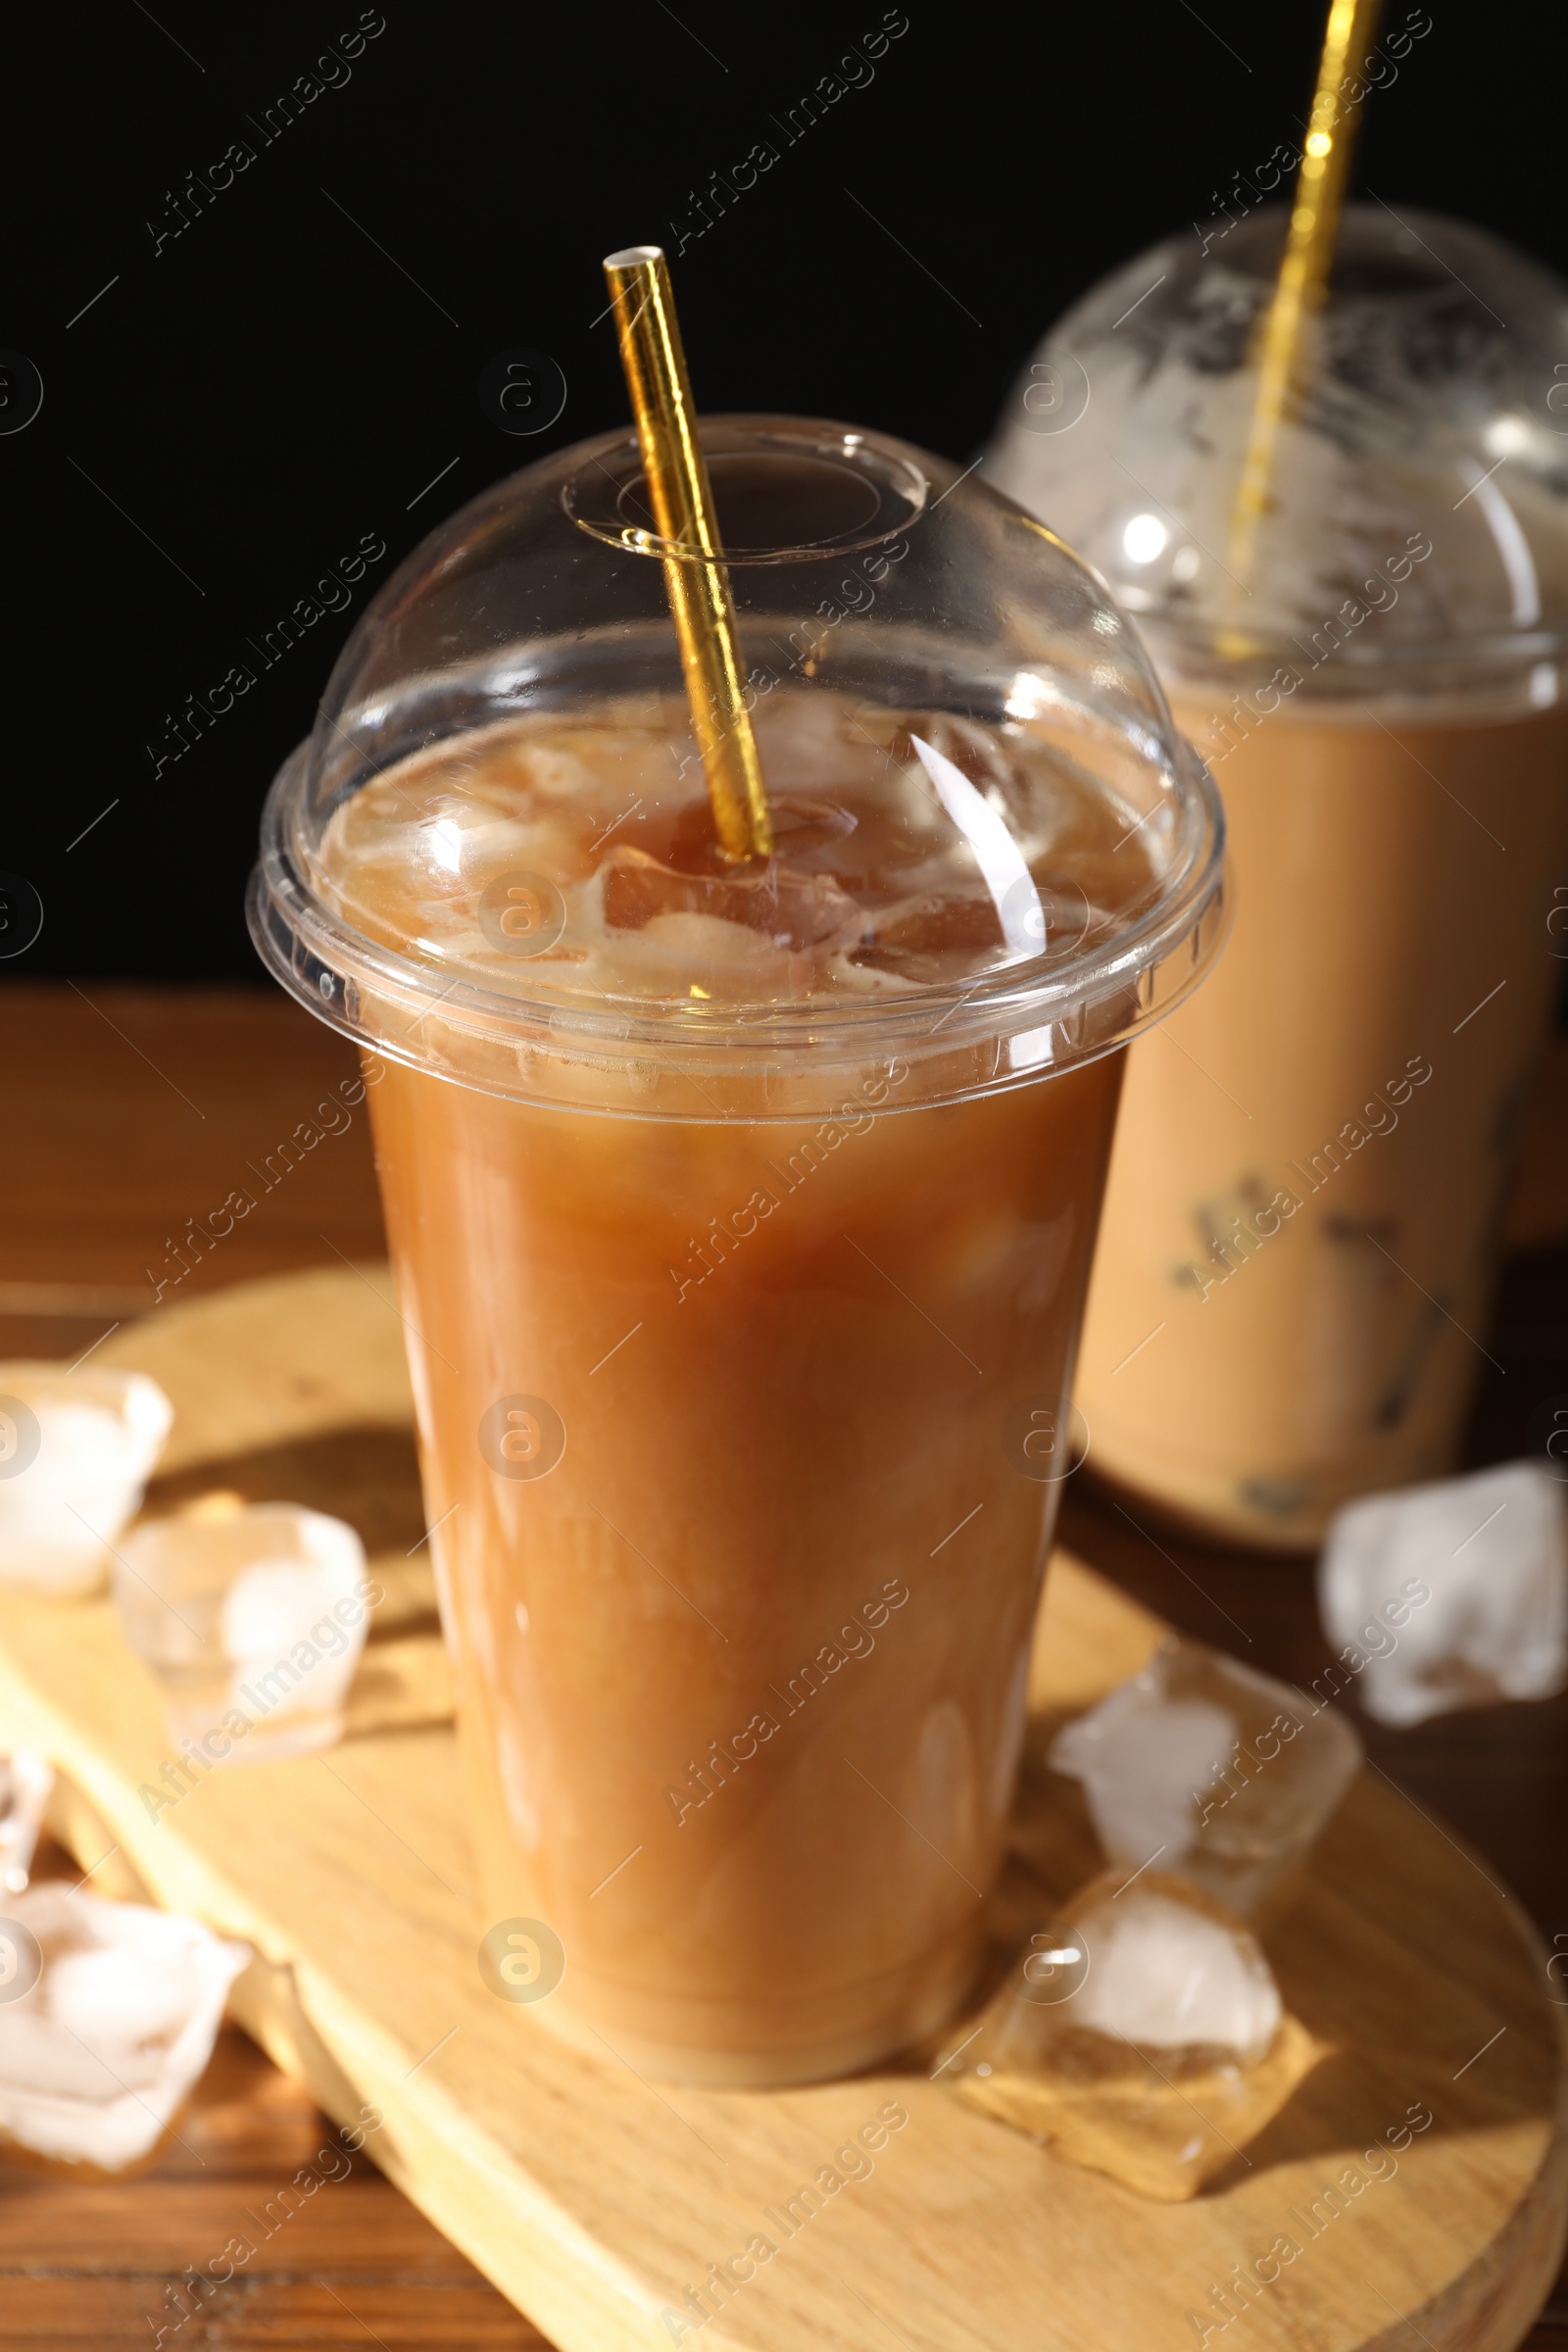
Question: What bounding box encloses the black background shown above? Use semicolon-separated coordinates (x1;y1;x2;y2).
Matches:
5;0;1562;983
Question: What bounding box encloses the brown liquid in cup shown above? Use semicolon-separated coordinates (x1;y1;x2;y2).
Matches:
318;690;1156;2081
1077;692;1568;1548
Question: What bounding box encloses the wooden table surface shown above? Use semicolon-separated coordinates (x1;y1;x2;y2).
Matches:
1;979;1564;2350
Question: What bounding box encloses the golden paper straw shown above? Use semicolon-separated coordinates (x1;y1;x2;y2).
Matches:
603;245;772;863
1227;0;1386;585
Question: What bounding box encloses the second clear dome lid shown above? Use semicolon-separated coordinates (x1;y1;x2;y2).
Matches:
986;204;1568;680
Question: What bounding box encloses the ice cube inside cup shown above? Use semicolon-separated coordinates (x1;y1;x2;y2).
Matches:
948;1870;1319;2199
0;1885;247;2172
1050;1638;1361;1915
0;1366;172;1597
1319;1460;1568;1726
112;1502;370;1764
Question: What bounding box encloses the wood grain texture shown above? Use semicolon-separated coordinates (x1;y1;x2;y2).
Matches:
0;1264;1563;2352
0;982;382;1363
0;1843;548;2348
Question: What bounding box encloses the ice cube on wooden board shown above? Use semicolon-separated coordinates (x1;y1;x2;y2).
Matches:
0;1886;247;2170
1051;1638;1361;1914
944;1870;1320;2200
0;1366;172;1596
112;1501;369;1764
1318;1460;1568;1726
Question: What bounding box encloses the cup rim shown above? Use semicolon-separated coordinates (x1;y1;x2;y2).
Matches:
248;730;1228;1116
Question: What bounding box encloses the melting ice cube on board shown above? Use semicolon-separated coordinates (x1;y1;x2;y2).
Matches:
0;1366;172;1596
1050;1639;1361;1915
0;1886;247;2171
1318;1460;1568;1726
113;1502;369;1764
944;1870;1318;2200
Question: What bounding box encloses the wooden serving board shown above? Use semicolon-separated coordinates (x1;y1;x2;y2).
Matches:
0;1266;1563;2352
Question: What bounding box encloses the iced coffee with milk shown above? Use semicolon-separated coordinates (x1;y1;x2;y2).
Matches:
252;412;1225;2081
989;205;1568;1548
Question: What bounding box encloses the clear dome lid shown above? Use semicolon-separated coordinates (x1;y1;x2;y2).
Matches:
985;205;1568;699
250;416;1226;1117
